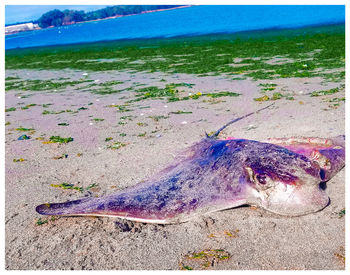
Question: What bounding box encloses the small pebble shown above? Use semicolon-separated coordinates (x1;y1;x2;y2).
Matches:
247;124;257;130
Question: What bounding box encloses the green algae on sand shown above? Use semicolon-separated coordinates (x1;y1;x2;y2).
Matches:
49;136;74;144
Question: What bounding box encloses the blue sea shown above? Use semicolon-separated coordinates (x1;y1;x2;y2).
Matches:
5;5;345;50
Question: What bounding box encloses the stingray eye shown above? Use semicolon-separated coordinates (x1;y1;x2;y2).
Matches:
245;167;270;187
256;174;267;184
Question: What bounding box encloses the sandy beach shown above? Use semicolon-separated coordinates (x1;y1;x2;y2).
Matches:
4;64;345;270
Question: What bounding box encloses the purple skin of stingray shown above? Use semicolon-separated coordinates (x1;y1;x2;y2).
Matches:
36;136;345;224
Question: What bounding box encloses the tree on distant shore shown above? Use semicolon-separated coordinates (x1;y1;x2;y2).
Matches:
37;5;183;28
62;9;85;24
38;9;65;28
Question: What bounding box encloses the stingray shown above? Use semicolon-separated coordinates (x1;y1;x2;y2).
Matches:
36;104;345;223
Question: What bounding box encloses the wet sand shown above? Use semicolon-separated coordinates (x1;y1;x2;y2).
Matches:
5;68;345;270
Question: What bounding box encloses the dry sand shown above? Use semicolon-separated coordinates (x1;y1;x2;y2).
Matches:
5;69;345;270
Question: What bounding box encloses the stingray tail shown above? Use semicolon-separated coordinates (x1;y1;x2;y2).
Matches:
210;103;274;138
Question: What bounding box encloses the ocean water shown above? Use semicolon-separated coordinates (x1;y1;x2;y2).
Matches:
5;5;345;50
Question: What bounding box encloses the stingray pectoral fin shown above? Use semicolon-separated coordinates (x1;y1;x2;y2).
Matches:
35;195;175;223
35;196;136;219
35;197;93;216
265;135;345;181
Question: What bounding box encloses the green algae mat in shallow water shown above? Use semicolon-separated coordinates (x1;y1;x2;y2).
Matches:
5;25;344;82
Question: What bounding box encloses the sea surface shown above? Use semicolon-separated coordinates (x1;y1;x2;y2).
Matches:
5;5;345;50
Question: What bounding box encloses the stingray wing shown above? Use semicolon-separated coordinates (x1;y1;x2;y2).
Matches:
265;136;345;181
36;139;249;223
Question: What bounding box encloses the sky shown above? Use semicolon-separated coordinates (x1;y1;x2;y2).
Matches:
5;5;109;25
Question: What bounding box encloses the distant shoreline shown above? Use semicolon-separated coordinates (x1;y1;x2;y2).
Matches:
72;5;193;25
5;5;193;36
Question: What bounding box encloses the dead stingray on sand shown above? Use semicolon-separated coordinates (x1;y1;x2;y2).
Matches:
36;104;345;224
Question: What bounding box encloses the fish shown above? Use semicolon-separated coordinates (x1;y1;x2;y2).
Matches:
36;105;345;224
